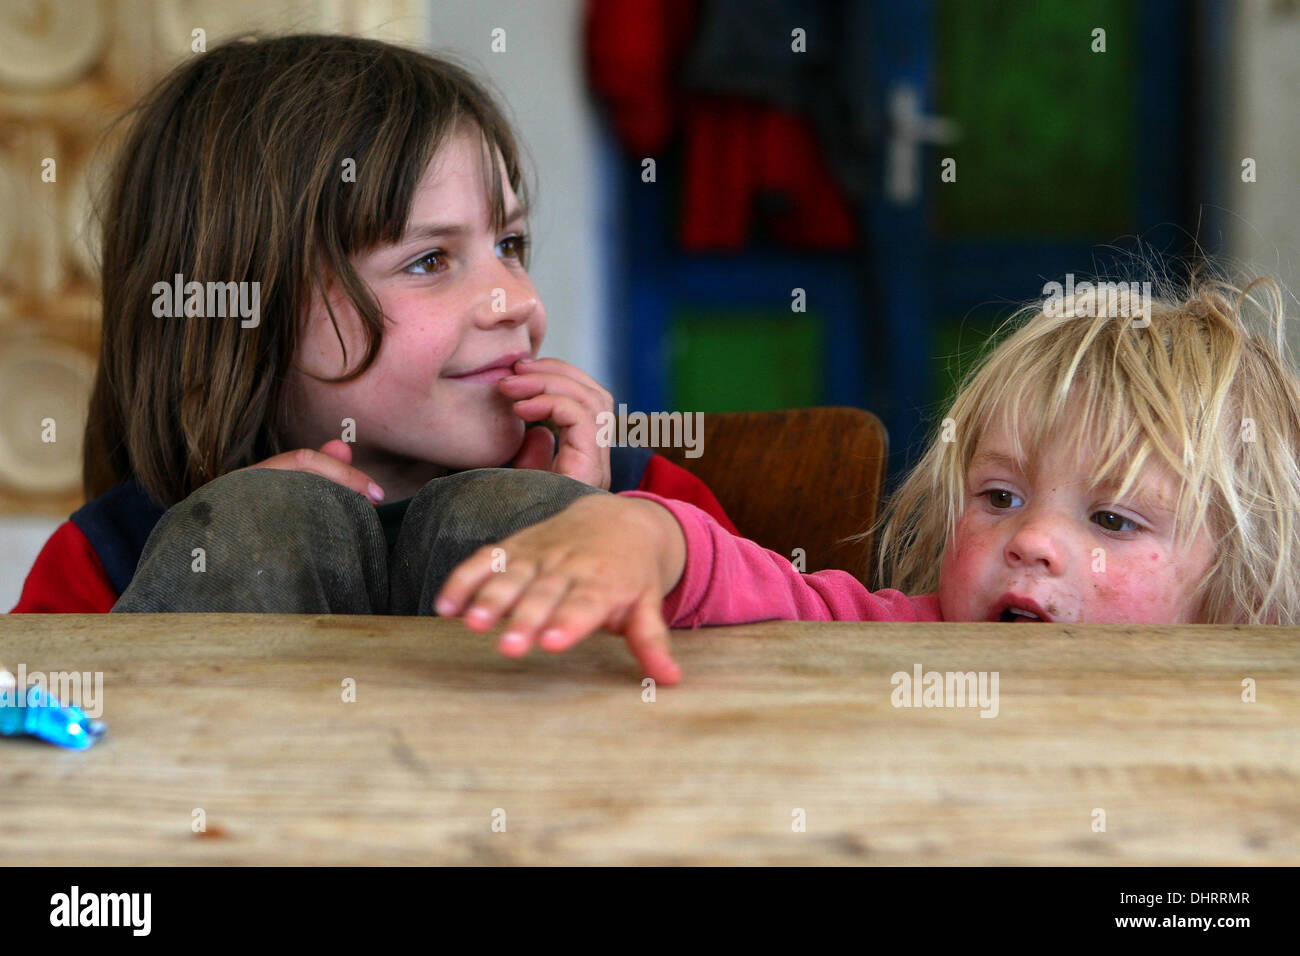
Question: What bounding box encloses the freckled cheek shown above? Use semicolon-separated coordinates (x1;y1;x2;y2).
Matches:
941;519;994;604
1087;555;1179;622
951;519;1002;573
380;288;465;353
381;324;461;386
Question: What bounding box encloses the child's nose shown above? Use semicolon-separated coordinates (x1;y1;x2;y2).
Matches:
1004;514;1067;571
471;272;538;329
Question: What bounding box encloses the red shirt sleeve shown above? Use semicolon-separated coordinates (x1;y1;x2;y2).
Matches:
10;521;119;613
637;454;740;535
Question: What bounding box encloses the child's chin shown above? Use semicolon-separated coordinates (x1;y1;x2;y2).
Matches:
427;409;528;469
474;417;529;467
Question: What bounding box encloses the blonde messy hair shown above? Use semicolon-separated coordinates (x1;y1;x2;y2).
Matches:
868;274;1300;625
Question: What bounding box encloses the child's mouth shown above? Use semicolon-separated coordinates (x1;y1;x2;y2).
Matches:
447;365;514;385
446;350;530;385
999;607;1044;622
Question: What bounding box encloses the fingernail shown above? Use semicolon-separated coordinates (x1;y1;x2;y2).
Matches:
540;628;565;649
434;598;455;616
499;375;516;383
516;357;534;364
654;652;681;681
501;632;527;652
368;482;385;502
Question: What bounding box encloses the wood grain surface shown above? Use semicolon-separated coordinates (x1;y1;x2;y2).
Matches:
1;614;1296;865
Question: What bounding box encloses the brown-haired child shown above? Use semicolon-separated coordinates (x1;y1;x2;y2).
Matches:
13;34;736;615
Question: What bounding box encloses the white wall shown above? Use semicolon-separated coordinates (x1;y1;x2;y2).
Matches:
1;519;60;610
1227;2;1300;354
424;0;610;384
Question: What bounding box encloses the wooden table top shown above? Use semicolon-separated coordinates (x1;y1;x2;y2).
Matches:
1;614;1296;865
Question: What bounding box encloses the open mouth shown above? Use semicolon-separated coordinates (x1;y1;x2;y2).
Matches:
999;607;1044;622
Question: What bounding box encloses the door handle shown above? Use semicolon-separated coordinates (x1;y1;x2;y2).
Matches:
885;83;961;205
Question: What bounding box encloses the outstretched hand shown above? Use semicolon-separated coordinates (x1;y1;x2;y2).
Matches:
434;494;688;684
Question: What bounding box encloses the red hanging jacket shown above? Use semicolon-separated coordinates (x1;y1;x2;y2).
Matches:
585;0;858;250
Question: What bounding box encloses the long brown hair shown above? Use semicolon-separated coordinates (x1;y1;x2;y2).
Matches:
84;33;530;506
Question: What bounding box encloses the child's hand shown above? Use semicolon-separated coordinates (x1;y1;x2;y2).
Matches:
240;440;385;503
497;357;613;489
435;494;688;684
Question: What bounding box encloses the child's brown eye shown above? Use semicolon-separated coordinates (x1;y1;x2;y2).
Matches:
498;233;530;261
1093;511;1138;533
406;251;445;275
983;489;1021;509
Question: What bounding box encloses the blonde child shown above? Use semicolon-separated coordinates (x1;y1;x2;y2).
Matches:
12;34;735;614
436;277;1300;683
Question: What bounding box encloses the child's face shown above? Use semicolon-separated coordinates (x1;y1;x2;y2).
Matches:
937;416;1216;624
285;131;544;496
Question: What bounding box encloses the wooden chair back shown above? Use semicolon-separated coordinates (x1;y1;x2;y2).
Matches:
658;407;888;585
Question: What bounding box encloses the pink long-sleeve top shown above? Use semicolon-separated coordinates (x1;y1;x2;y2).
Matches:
620;491;945;627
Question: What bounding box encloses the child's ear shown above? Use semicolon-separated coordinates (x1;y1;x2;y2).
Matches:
308;258;347;314
294;276;366;379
